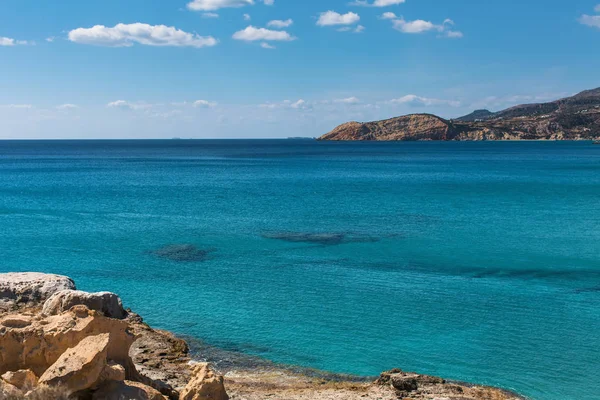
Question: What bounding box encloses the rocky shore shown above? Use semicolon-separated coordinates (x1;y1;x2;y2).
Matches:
0;272;523;400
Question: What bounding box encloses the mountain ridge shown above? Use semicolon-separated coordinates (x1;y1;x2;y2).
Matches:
319;87;600;141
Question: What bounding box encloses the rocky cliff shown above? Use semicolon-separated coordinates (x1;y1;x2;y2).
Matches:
319;87;600;141
0;273;523;400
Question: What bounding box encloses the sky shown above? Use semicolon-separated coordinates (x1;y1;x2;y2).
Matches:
1;0;599;139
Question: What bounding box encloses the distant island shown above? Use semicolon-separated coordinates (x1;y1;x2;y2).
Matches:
319;88;600;141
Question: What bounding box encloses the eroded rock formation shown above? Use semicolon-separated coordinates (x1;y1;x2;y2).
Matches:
42;289;126;319
0;272;227;400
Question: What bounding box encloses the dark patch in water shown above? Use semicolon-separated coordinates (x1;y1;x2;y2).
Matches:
357;260;600;288
149;244;212;262
574;286;600;294
262;231;381;246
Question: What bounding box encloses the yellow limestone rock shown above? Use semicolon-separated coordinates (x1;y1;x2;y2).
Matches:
180;363;229;400
38;333;110;394
1;369;38;390
0;305;139;379
92;380;167;400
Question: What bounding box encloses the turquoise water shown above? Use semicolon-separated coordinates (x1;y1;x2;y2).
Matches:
1;140;599;399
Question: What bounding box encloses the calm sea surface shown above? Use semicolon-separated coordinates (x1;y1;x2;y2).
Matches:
1;140;599;399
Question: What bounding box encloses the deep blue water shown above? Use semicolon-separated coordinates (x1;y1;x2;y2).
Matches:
1;140;599;399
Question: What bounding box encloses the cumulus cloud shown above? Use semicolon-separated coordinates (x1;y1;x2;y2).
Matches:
317;11;360;26
261;42;276;49
381;12;398;20
390;95;461;107
350;0;405;6
290;99;307;109
383;14;463;37
579;5;600;29
202;12;220;18
193;100;217;108
56;104;79;110
0;37;30;46
1;104;33;109
187;0;253;11
393;18;438;33
267;19;293;28
259;99;311;110
68;23;218;48
335;97;361;104
445;30;464;38
107;100;153;110
233;26;295;41
263;0;274;5
244;13;251;20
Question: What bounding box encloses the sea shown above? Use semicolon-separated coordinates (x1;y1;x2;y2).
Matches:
1;140;599;400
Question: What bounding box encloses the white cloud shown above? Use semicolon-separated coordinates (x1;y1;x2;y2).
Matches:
263;0;274;5
580;5;600;29
354;25;365;33
393;18;438;33
390;95;461;107
317;11;360;26
259;99;311;110
68;23;218;48
0;37;30;46
290;99;307;109
335;97;361;104
233;26;295;41
383;14;463;37
0;37;15;46
107;100;153;110
261;42;276;49
244;13;251;20
267;19;293;28
56;104;79;110
1;104;33;109
193;100;217;108
46;37;56;42
350;0;405;6
187;0;253;11
202;12;220;18
579;15;600;28
445;30;463;38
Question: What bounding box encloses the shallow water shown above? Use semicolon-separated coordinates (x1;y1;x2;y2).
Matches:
1;140;599;400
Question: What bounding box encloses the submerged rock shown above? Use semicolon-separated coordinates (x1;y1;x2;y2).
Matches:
0;272;75;307
262;231;380;246
42;289;126;319
263;232;346;245
150;244;211;262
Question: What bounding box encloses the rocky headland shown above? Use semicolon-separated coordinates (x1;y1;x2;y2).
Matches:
319;87;600;141
0;272;523;400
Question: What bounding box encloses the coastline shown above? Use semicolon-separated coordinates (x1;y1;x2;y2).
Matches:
0;272;525;400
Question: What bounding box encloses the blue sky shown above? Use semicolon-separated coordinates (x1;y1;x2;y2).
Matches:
1;0;599;139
